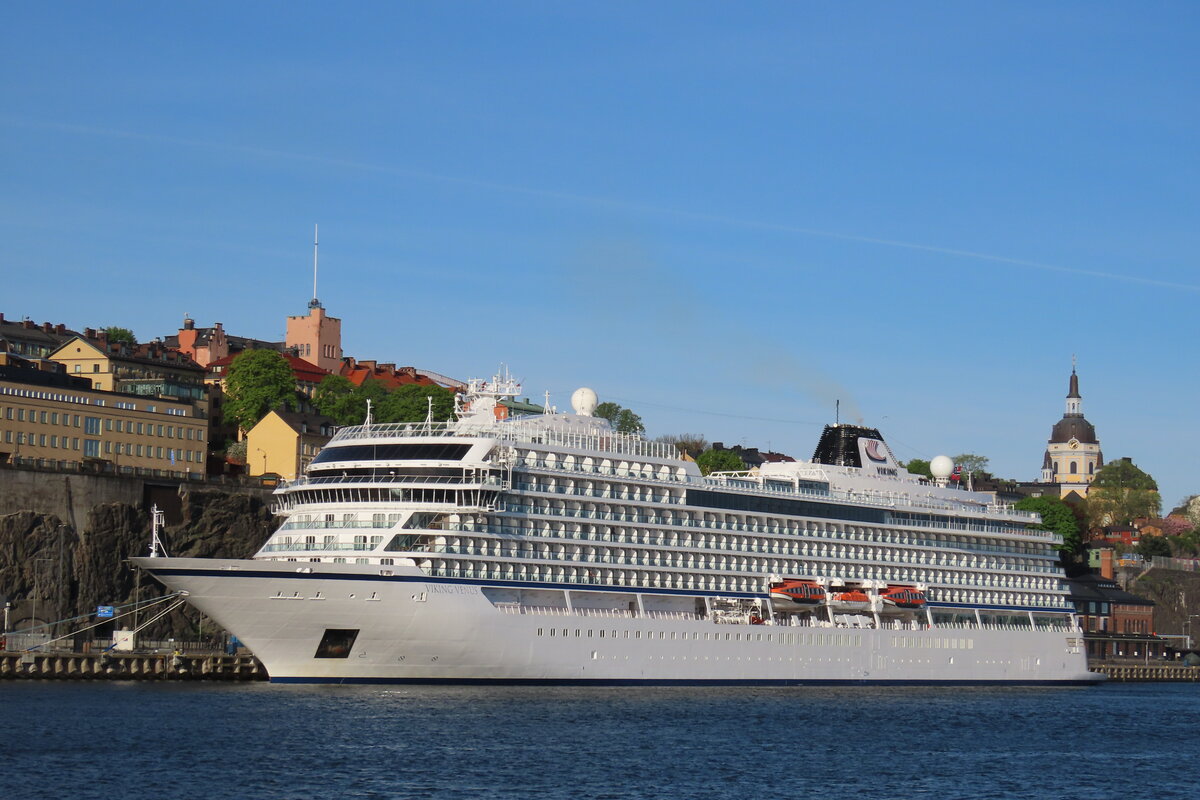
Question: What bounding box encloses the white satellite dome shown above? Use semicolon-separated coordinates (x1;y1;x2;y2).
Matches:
930;455;954;479
571;387;598;416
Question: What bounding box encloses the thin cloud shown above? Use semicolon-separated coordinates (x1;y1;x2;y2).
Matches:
5;115;1197;293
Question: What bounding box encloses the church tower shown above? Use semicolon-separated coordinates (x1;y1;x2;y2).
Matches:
1041;363;1103;500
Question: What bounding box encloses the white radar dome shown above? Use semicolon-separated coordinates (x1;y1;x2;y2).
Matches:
929;455;954;479
571;387;599;416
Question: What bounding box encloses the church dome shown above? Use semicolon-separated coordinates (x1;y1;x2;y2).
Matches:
1050;416;1097;444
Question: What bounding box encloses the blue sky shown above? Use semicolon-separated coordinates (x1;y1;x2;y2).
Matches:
2;3;1197;506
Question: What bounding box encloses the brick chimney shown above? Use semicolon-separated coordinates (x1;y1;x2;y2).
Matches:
1100;548;1115;580
55;324;65;334
42;322;52;333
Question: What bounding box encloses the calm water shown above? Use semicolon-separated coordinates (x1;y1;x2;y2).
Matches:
3;681;1197;799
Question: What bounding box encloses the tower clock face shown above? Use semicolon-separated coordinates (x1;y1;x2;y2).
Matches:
1068;439;1080;450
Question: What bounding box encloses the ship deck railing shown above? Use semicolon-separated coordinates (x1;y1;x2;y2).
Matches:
422;545;1061;580
420;566;1069;606
328;420;680;460
500;499;1058;543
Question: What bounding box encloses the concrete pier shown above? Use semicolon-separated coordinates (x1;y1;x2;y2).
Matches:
1093;663;1200;682
0;650;266;681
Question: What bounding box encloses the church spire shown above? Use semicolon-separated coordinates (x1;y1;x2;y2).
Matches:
1065;357;1082;416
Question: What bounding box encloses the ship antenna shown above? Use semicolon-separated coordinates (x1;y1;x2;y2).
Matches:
836;399;840;426
365;397;373;427
149;504;168;558
425;395;434;427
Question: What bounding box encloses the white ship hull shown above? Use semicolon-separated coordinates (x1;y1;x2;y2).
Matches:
137;557;1099;685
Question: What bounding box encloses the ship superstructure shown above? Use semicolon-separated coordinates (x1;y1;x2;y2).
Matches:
136;372;1098;684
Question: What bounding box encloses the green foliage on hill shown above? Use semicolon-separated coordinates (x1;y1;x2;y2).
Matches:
594;401;645;435
1087;458;1161;527
696;448;744;476
903;458;933;479
313;376;455;426
1015;495;1082;554
223;349;297;432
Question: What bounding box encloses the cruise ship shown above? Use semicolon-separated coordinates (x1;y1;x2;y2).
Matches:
135;372;1101;684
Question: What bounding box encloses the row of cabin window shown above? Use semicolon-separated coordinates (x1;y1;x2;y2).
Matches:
534;627;863;647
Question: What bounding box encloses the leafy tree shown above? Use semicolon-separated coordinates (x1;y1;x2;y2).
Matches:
377;383;456;424
952;453;990;476
903;458;933;479
101;326;137;345
1086;458;1161;527
697;448;744;476
594;401;645;435
223;349;298;432
1136;535;1171;559
313;375;363;426
655;433;709;458
1015;495;1082;554
314;376;457;426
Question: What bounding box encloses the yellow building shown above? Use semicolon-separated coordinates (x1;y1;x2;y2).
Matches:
0;353;208;474
246;410;335;481
1039;367;1104;501
47;334;209;419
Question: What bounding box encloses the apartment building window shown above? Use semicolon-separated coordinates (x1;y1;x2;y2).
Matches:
73;415;80;427
51;435;58;448
50;412;58;424
84;416;100;435
104;418;112;431
39;434;46;447
167;427;174;439
92;364;100;373
39;411;47;423
136;445;144;457
3;408;10;420
17;409;24;422
187;428;193;440
74;365;81;373
3;431;10;443
137;422;144;435
156;446;164;459
104;441;112;454
72;437;80;450
157;425;163;437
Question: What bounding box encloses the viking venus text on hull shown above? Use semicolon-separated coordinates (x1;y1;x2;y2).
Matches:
136;373;1101;684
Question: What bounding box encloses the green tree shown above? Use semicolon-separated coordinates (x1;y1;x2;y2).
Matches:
1015;495;1083;554
223;349;298;432
697;448;744;476
1086;458;1161;527
952;453;990;476
655;433;709;458
903;458;933;479
377;383;456;424
313;375;362;426
1136;535;1171;559
594;401;645;435
101;326;137;345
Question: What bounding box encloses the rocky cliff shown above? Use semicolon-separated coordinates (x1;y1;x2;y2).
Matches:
0;488;273;640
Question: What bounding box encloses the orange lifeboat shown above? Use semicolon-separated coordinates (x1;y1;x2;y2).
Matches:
770;580;826;609
881;586;926;609
831;589;871;613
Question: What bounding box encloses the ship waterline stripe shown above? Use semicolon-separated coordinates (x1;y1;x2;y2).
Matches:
143;567;1072;615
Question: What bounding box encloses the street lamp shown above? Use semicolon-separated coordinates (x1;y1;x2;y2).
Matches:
1186;615;1200;650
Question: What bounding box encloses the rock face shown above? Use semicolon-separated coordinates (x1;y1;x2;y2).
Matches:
0;488;274;640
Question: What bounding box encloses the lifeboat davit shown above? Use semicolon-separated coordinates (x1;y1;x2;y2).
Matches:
881;586;927;609
770;580;826;610
830;589;871;613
